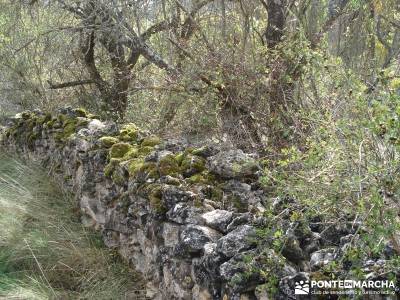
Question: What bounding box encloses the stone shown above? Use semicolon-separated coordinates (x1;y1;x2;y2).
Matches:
180;225;222;254
201;209;233;233
207;149;259;179
88;119;106;132
166;203;204;225
162;185;196;209
310;248;337;270
217;225;257;258
162;222;181;247
3;109;348;300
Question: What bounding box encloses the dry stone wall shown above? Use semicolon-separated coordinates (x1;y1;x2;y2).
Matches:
2;108;381;300
0;108;276;299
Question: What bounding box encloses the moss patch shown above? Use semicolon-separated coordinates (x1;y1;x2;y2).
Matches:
159;154;180;176
99;136;119;148
104;158;122;177
148;185;167;214
127;159;145;177
110;143;135;159
119;123;139;142
181;154;206;175
54;116;89;142
141;135;161;147
73;108;88;118
138;146;154;156
122;147;139;160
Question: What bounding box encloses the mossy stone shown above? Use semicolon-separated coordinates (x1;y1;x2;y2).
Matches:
119;123;139;142
159;154;180;176
54;116;89;142
110;142;135;159
122;147;139;160
175;152;185;164
46;118;57;128
148;185;167;214
128;159;145;177
181;154;206;176
138;145;154;156
129;160;159;179
54;121;76;142
99;136;119;148
141;135;161;147
104;158;122;177
191;146;211;157
141;162;159;179
73;108;88;117
186;170;216;185
37;113;52;125
21;111;32;120
187;173;208;184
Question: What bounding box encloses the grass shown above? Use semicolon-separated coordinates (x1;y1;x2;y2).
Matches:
0;153;144;299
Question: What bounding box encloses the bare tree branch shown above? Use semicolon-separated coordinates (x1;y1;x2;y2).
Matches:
47;79;95;89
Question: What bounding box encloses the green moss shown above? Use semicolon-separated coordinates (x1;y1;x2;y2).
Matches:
110;142;135;159
53;116;89;142
191;146;208;157
36;113;52;125
128;159;159;179
175;152;185;165
187;173;208;184
148;185;167;214
73;108;88;117
76;118;89;127
232;160;259;176
141;135;161;147
122;147;139;160
21;111;32;120
181;154;206;174
27;132;39;148
99;136;119;148
159;154;180;176
138;146;154;156
104;158;122;177
184;147;194;154
142;162;159;179
119;123;139;142
55;123;76;142
57;114;67;124
127;159;145;177
186;170;217;185
45;118;57;128
63;122;77;138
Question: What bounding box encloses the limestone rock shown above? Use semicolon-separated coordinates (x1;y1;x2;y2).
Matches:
201;209;233;233
207;149;259;179
310;248;337;270
217;225;257;258
180;225;222;254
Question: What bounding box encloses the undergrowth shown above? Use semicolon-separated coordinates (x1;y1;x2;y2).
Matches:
0;153;143;299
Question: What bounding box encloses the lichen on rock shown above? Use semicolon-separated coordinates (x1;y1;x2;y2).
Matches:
110;142;135;159
99;136;119;148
